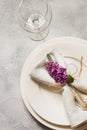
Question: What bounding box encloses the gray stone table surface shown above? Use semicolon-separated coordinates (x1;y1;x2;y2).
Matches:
0;0;87;130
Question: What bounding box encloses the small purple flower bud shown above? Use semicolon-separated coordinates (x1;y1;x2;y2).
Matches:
45;61;68;84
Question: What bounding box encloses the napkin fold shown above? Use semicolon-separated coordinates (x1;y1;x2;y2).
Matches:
63;86;87;130
30;51;87;129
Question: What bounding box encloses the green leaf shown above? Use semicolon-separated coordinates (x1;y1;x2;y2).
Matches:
67;74;74;84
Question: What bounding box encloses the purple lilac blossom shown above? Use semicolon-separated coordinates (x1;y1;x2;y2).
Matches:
45;61;68;84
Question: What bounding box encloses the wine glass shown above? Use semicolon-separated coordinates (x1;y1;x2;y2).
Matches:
17;0;52;41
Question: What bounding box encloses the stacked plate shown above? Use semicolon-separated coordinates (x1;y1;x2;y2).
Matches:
20;37;87;130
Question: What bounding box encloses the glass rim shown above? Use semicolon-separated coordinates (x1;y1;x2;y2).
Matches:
17;0;52;33
18;0;49;22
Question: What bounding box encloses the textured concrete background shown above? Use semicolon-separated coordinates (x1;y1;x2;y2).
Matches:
0;0;87;130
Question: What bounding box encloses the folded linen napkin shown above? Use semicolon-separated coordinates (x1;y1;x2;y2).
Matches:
30;51;87;129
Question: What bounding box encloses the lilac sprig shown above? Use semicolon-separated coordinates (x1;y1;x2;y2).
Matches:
45;61;68;84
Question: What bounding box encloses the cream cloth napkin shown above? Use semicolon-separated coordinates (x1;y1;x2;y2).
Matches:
30;51;87;130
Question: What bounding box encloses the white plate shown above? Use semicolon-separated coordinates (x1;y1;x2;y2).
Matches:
20;37;87;127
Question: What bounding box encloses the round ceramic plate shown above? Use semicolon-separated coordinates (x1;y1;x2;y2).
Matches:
20;37;87;127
